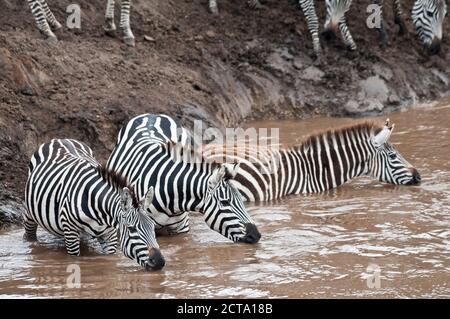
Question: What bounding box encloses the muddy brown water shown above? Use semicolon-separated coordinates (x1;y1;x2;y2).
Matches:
1;101;449;298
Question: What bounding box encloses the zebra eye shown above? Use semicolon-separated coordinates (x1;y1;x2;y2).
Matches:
220;200;230;206
127;225;137;232
427;11;434;18
389;153;397;159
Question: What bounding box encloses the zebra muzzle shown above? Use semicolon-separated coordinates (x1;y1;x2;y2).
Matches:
145;248;165;271
239;223;261;244
406;168;421;185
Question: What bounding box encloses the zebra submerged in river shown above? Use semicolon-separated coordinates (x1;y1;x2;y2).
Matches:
202;119;421;202
24;139;165;270
106;114;261;243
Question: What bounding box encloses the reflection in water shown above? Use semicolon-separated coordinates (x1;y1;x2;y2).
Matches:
1;101;450;298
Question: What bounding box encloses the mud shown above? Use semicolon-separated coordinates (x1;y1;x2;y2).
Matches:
0;0;450;226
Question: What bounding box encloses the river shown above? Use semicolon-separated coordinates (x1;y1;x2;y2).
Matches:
0;100;449;298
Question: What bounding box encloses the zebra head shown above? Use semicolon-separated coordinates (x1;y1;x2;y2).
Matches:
368;119;421;185
118;187;165;270
202;163;261;244
412;0;447;55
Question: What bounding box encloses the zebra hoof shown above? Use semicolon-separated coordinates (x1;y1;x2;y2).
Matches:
23;233;37;242
46;35;58;44
51;21;63;31
123;36;135;47
209;6;219;15
104;28;117;38
248;1;263;9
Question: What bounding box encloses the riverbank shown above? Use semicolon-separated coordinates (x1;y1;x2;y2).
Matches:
1;0;449;227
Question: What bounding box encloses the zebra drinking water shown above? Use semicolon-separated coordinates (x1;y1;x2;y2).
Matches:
106;114;261;244
203;119;421;202
27;0;136;46
24;139;165;270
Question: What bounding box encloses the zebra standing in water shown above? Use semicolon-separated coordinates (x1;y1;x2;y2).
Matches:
24;139;165;270
203;119;421;202
106;114;261;244
27;0;135;46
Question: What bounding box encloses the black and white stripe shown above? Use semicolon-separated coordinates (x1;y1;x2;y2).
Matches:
412;0;447;54
27;0;135;46
106;114;261;244
204;120;421;202
24;139;164;270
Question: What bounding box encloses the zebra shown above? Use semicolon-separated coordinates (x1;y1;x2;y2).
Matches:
412;0;447;55
202;119;421;202
24;139;165;270
208;0;322;55
106;114;261;244
322;0;447;54
27;0;136;46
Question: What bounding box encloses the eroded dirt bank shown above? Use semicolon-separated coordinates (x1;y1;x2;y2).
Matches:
1;0;449;226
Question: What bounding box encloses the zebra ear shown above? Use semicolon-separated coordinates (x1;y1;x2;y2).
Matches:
141;186;154;210
208;165;226;189
224;162;240;179
120;187;134;214
372;119;394;147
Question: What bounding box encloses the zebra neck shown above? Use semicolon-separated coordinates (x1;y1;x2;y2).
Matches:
169;161;211;214
85;181;121;228
283;132;372;194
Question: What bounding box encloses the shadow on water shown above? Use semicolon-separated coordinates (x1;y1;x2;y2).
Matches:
1;100;449;298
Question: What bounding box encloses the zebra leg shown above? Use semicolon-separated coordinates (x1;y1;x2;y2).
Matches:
27;0;58;43
63;228;81;256
104;0;117;37
393;0;406;35
119;0;135;47
338;17;356;50
247;0;263;9
166;213;190;235
39;0;62;31
98;230;118;254
209;0;219;15
23;215;38;241
374;0;389;43
298;0;321;56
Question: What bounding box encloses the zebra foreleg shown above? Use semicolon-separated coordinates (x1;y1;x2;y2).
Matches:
119;0;135;46
39;0;62;31
209;0;219;15
23;216;38;241
338;18;356;50
393;0;407;35
104;0;117;37
298;0;322;56
27;0;58;43
63;228;81;256
98;230;118;254
374;0;389;43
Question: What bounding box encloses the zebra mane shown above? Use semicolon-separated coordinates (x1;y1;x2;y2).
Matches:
295;121;383;151
96;165;139;208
